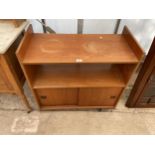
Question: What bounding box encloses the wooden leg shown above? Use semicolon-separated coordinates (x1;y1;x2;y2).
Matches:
19;93;32;113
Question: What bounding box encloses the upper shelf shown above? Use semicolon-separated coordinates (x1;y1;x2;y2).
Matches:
16;25;144;64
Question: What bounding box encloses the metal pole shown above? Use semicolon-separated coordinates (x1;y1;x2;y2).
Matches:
77;19;84;34
114;19;121;34
41;19;46;33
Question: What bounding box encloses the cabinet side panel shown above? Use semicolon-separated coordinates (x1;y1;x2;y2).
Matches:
5;34;25;86
0;56;13;92
16;25;33;61
122;26;144;60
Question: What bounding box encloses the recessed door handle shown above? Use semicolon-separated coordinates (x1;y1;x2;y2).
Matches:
40;96;47;99
110;96;116;99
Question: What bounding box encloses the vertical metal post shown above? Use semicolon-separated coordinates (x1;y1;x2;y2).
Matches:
114;19;121;34
41;19;46;33
77;19;84;34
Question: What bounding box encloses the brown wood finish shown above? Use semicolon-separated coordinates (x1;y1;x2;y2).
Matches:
123;26;145;60
16;25;33;60
5;34;25;86
79;87;123;106
118;64;137;84
36;88;78;106
0;34;31;111
0;59;13;92
17;27;142;64
31;64;125;88
126;37;155;107
17;25;144;110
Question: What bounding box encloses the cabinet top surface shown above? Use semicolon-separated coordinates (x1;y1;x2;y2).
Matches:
0;21;28;54
21;33;140;64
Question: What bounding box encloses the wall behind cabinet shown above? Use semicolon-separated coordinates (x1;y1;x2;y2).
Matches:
28;19;155;54
118;19;155;54
28;19;43;33
28;19;77;33
46;19;77;34
83;19;117;34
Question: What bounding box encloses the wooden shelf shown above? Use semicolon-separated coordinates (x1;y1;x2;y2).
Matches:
20;34;141;64
16;25;144;110
32;64;125;88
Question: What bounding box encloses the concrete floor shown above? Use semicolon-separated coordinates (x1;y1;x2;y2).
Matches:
0;83;155;135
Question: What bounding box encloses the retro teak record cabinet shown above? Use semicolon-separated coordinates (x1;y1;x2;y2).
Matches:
16;25;144;110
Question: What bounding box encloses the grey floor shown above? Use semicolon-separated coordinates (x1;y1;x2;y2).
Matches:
0;83;155;135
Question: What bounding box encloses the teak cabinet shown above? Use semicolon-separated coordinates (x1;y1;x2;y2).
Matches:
0;34;31;111
16;25;144;110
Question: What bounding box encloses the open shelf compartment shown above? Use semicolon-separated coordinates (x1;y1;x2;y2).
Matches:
24;63;136;88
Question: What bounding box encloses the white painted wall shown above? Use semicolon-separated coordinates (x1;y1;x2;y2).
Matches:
46;19;77;34
118;19;155;54
28;19;77;34
83;19;117;34
28;19;43;33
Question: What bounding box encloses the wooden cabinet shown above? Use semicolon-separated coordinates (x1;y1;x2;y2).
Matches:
126;37;155;108
16;25;144;110
0;34;31;111
0;59;12;91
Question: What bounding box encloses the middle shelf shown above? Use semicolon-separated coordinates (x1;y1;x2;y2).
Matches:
25;64;135;89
